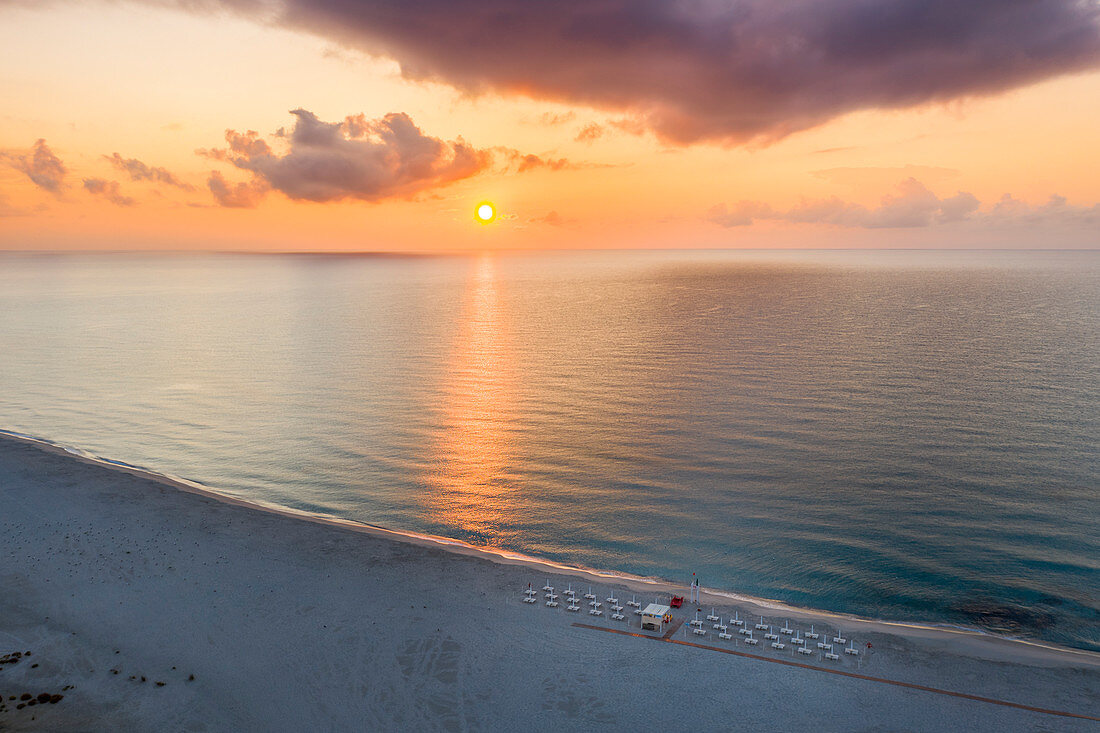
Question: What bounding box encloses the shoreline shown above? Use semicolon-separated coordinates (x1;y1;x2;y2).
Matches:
1;428;1095;669
2;429;1098;729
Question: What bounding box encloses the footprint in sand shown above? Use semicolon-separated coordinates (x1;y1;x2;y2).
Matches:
394;634;477;732
541;674;615;724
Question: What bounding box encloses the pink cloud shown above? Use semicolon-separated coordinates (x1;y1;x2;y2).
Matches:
203;109;490;206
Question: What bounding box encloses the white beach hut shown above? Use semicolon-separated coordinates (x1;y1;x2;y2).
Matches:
640;603;671;632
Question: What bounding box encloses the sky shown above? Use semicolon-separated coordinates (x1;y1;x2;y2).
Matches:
1;0;1099;251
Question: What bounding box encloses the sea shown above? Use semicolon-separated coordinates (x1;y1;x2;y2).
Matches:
0;249;1096;652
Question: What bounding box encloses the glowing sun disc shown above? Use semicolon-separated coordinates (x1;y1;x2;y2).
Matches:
476;203;495;223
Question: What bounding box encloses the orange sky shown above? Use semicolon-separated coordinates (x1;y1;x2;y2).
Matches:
1;1;1098;250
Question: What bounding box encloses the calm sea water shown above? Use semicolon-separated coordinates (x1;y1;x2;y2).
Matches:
0;250;1097;651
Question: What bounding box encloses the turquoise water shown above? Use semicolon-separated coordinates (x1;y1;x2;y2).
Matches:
0;250;1097;651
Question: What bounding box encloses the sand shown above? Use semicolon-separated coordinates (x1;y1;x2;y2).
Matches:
0;432;1097;731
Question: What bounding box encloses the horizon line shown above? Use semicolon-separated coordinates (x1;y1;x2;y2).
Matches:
1;247;1098;257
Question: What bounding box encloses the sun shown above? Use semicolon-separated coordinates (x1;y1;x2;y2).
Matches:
475;202;495;224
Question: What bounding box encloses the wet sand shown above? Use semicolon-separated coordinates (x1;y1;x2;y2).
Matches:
0;433;1097;731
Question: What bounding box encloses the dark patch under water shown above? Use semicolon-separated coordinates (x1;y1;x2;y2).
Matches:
951;600;1057;634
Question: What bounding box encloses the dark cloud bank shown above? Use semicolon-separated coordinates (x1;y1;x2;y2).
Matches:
190;0;1100;144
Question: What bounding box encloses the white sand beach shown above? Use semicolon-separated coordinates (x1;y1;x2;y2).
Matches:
1;432;1097;731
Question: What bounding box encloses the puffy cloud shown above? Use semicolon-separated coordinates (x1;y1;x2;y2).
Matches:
575;123;605;143
1;139;66;193
608;117;649;137
207;171;269;208
513;153;575;173
497;148;612;173
846;179;979;228
705;200;776;228
937;192;982;223
177;0;1100;144
708;178;980;228
105;153;195;190
82;178;135;206
709;181;1100;230
196;130;273;163
203;108;490;204
987;194;1100;227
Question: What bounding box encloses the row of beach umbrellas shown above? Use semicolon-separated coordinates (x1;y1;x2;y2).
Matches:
522;580;862;661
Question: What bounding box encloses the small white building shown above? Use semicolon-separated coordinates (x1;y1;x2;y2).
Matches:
641;603;671;631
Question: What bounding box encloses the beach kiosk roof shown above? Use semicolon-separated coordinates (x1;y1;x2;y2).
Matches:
640;603;671;631
642;603;670;618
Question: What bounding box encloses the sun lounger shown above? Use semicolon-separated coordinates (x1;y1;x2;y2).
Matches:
523;596;537;604
546;600;559;607
566;604;580;612
797;647;813;655
825;652;840;661
817;643;832;651
833;636;846;645
845;647;859;655
611;612;625;620
771;642;785;650
718;632;732;640
589;608;602;616
744;638;759;645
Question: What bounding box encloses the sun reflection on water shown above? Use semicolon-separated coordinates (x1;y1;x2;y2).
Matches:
424;255;518;541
